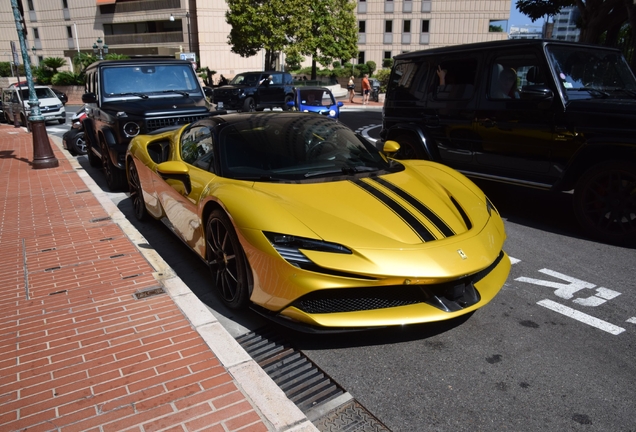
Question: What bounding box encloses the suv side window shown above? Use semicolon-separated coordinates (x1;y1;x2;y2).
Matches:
181;125;215;171
433;58;478;101
386;59;430;102
488;53;543;100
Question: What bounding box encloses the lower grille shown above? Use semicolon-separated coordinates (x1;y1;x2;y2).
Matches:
146;114;210;131
292;251;504;314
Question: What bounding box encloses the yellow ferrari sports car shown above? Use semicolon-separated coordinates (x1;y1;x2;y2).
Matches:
126;112;510;331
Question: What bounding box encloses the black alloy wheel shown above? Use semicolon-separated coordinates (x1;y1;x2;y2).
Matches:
393;134;426;160
573;161;636;244
243;97;256;112
127;161;148;221
206;210;250;309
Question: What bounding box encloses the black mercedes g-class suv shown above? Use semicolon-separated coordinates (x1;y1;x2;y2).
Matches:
213;71;295;112
379;39;636;244
82;58;212;190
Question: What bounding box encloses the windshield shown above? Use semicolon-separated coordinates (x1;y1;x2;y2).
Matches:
102;64;200;96
219;114;400;182
298;89;336;107
229;73;261;86
19;87;56;100
546;45;636;100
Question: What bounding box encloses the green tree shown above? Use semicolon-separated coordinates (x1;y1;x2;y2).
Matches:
225;0;358;78
489;25;504;32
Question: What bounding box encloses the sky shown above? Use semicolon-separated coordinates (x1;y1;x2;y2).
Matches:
508;2;541;28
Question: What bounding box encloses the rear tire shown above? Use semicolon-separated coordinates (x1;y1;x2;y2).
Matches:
127;161;148;221
206;210;251;309
573;161;636;245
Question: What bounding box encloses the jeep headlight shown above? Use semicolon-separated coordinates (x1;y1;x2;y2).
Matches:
123;122;141;137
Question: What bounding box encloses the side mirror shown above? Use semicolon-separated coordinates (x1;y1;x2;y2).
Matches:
383;140;401;154
287;100;295;107
337;101;344;107
82;93;97;103
156;161;192;195
520;85;554;100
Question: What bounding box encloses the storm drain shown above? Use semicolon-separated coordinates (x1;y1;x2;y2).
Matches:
236;328;391;431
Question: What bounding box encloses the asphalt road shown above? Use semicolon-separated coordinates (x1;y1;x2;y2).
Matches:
50;107;636;432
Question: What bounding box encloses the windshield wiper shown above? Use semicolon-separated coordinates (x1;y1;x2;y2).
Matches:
571;87;609;98
163;90;190;97
609;88;636;98
305;166;378;178
110;92;148;99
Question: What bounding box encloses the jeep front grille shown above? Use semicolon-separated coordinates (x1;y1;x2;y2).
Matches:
146;114;210;132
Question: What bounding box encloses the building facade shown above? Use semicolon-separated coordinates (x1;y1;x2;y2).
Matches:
1;0;510;80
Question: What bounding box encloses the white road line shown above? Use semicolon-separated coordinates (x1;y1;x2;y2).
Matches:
509;256;520;264
537;299;625;335
627;317;636;324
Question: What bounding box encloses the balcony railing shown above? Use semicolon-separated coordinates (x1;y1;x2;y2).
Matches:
100;0;180;14
104;32;183;45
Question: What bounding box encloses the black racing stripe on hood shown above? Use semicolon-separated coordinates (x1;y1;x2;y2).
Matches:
371;177;456;238
351;179;436;242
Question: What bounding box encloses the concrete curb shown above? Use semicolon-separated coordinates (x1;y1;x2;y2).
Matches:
49;135;319;432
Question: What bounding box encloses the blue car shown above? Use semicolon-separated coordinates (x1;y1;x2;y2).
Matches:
288;86;343;119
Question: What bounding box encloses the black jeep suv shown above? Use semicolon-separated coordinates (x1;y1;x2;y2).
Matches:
380;39;636;244
213;71;295;112
82;58;212;190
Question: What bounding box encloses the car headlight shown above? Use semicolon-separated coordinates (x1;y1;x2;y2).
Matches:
485;196;498;217
264;232;351;268
123;122;141;137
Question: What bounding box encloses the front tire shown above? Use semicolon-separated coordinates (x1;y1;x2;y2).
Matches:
100;137;126;191
573;161;636;244
206;210;250;309
393;133;427;160
242;97;256;112
127;160;148;222
70;132;87;155
283;95;294;111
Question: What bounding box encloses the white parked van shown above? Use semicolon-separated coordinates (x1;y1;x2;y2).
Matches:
1;84;66;126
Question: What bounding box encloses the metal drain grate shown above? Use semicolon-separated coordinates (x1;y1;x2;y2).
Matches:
236;328;391;431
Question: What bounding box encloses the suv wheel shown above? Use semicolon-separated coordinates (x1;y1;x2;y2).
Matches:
573;161;636;244
242;97;256;112
393;134;427;160
100;137;127;191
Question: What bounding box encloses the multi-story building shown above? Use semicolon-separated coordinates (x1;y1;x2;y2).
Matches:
0;0;510;80
550;6;580;42
509;24;543;39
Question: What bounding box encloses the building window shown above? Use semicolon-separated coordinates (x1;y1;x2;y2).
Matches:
403;20;411;33
358;52;365;65
420;20;430;45
62;0;68;8
27;0;34;11
385;20;393;33
359;21;366;33
385;0;394;13
384;51;392;59
66;26;72;38
33;28;40;39
422;0;431;13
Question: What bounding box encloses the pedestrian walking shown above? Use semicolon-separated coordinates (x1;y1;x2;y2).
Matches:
361;74;371;105
347;76;356;103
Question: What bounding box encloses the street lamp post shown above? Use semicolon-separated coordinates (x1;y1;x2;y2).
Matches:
170;11;191;53
9;0;58;169
92;37;108;60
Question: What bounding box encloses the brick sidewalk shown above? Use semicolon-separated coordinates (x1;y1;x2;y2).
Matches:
0;125;316;432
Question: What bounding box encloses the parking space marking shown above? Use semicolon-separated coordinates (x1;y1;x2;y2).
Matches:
537;299;625;335
627;317;636;324
516;269;596;300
